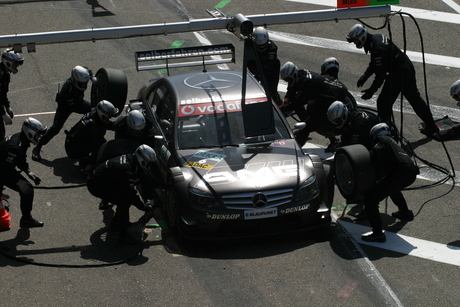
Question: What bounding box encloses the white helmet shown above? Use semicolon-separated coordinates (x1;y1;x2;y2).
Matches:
321;57;340;76
22;118;47;145
253;27;269;52
71;66;91;90
96;100;118;124
127;110;146;136
369;123;390;143
2;49;24;74
346;24;368;49
135;144;157;176
280;61;299;84
450;79;460;105
327;101;348;128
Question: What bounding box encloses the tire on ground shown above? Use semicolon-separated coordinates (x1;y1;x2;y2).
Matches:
91;68;128;116
334;144;375;203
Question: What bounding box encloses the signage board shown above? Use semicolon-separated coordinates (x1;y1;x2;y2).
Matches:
337;0;399;9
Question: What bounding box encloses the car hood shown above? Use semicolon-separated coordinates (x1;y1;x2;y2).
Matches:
178;139;312;194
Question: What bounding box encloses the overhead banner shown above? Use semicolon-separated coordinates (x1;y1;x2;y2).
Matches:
337;0;399;8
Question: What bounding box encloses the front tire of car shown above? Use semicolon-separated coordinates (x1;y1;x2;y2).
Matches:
165;187;179;234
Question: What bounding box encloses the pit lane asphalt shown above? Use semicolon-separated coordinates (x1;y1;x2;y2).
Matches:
1;0;459;306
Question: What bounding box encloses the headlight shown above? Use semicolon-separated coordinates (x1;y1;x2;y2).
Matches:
189;188;220;209
295;175;319;201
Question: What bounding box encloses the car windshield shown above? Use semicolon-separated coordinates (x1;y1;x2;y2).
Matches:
177;100;291;149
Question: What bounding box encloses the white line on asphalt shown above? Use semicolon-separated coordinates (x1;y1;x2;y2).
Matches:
331;213;404;306
338;220;460;267
288;0;460;23
442;0;460;14
267;31;460;68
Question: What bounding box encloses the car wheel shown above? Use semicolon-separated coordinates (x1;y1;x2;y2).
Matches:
323;162;334;208
165;187;179;233
91;68;128;116
334;144;375;203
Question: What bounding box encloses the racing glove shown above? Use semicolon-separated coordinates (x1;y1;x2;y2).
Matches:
133;199;154;212
2;113;12;125
16;179;33;196
357;75;369;88
361;88;375;100
27;171;41;186
145;199;156;211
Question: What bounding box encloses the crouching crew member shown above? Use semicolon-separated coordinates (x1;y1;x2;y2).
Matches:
87;144;163;243
327;101;381;150
113;109;155;147
0;118;46;228
65;100;118;173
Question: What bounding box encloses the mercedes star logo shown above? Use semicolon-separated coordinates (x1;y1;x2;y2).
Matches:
252;192;268;208
184;72;242;90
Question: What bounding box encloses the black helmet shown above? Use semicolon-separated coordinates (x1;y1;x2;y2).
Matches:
253;27;269;52
369;123;390;143
321;57;339;76
135;144;157;177
450;79;460;105
96;100;118;124
346;24;368;49
127;110;146;136
327;101;348;128
2;48;24;74
280;61;299;84
71;66;91;90
22;118;47;145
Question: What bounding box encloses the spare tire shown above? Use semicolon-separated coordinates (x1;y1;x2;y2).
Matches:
91;68;128;116
334;144;375;203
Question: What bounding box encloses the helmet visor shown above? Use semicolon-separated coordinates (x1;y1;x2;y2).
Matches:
75;81;88;90
331;118;343;126
34;128;47;143
284;76;294;84
453;93;460;104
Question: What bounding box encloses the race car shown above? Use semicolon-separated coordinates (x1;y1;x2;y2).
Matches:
108;44;335;239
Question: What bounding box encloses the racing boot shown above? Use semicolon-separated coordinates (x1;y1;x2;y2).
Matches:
20;216;44;228
391;210;414;221
361;231;386;243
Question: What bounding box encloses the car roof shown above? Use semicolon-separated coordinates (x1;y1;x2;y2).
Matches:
162;69;267;105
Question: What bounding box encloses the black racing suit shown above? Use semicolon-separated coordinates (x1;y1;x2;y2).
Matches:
247;40;283;106
94;115;156;166
364;135;419;234
86;154;156;233
321;72;358;112
36;78;92;148
0;65;11;140
360;33;436;128
339;109;380;150
64;110;109;167
0;132;35;218
113;115;155;147
282;73;351;147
